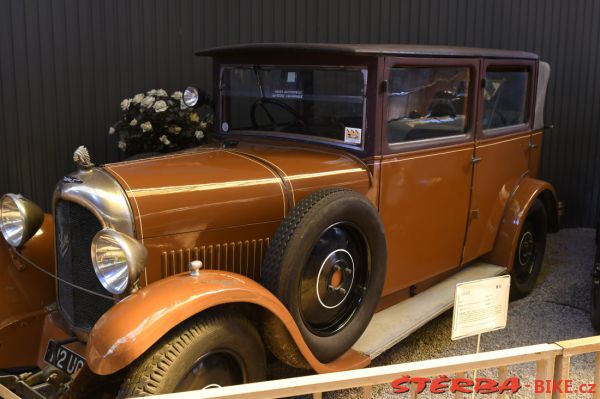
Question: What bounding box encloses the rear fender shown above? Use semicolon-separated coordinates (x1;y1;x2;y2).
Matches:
86;270;369;376
482;177;559;270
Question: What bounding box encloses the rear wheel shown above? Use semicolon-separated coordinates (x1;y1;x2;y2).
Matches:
510;199;547;299
117;312;266;397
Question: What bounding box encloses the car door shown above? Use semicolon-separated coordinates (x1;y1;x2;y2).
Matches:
379;57;479;296
462;59;536;264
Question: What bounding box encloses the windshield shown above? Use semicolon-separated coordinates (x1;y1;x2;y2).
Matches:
220;65;367;146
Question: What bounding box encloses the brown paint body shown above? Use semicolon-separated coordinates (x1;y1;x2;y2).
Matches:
0;46;558;381
86;270;370;375
105;140;372;285
0;216;55;369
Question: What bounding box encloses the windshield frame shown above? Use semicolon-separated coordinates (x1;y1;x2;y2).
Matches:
212;54;378;156
218;64;368;151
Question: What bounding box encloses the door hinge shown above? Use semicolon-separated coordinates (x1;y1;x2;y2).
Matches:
380;80;389;93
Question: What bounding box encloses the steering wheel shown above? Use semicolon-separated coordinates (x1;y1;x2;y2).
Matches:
250;98;305;131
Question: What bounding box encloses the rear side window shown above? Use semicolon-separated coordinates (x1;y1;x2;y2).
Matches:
386;67;470;144
483;67;529;130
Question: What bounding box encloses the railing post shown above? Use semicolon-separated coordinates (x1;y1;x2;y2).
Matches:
454;371;466;399
554;336;600;399
535;358;556;399
552;355;571;399
497;366;508;399
594;352;600;399
312;392;322;399
409;381;418;399
361;385;372;399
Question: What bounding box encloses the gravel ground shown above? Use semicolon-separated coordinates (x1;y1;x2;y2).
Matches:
269;228;598;398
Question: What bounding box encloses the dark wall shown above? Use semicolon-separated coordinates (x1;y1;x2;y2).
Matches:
1;0;599;227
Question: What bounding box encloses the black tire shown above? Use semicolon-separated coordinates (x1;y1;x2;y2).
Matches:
261;188;387;363
591;222;600;331
117;312;266;397
510;199;548;300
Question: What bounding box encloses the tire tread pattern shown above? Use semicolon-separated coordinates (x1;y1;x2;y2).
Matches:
116;313;259;398
261;188;349;294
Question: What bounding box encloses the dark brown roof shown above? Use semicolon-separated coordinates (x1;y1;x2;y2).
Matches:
196;43;538;60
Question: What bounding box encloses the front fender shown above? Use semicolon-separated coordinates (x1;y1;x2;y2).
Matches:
86;270;369;376
0;214;55;368
483;177;559;270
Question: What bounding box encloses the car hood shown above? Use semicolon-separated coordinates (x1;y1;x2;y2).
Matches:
104;140;371;238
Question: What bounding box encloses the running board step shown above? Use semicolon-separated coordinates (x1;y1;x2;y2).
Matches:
352;262;507;358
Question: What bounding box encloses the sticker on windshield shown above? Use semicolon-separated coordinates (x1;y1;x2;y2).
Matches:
344;127;362;144
272;89;303;99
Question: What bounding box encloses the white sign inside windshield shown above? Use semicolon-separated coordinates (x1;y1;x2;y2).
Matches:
272;89;303;99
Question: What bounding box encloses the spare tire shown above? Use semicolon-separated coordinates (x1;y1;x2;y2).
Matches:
261;188;387;362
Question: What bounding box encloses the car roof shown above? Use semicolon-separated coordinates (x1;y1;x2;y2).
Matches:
196;42;538;60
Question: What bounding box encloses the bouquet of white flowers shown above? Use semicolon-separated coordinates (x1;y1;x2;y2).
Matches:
110;89;212;156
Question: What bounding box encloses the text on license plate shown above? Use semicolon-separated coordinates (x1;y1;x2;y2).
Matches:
44;340;85;375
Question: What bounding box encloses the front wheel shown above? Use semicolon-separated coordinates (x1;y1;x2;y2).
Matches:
510;199;548;299
117;312;266;397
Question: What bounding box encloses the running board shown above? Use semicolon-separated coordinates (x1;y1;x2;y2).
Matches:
352;262;507;359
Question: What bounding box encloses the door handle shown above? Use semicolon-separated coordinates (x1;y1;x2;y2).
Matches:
528;143;538;149
471;156;482;164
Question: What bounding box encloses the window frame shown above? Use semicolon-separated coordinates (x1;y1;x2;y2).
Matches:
478;59;537;139
382;57;480;155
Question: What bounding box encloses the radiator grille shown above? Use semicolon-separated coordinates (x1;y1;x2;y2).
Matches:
160;238;270;280
55;201;114;331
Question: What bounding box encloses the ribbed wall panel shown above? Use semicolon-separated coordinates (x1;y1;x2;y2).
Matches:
1;0;599;226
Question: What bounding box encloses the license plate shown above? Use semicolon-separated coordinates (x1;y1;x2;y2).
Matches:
44;340;85;375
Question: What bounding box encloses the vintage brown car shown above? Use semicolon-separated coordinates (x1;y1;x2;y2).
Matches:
0;43;558;397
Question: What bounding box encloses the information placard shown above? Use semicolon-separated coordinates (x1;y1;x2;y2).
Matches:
451;275;510;340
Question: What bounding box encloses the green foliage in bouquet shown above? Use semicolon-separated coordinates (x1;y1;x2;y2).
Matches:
110;89;212;156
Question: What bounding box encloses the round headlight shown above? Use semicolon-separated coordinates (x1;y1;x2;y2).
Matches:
91;229;147;295
183;86;199;108
0;194;43;247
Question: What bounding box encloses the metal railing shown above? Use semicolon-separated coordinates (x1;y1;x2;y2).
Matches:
149;336;600;399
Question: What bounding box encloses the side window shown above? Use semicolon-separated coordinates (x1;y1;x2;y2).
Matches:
483;67;529;130
386;67;470;144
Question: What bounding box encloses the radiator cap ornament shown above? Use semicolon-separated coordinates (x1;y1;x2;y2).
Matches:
73;145;94;169
189;260;203;277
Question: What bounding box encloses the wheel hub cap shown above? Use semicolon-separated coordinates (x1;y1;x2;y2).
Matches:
518;231;535;267
299;223;368;336
317;249;355;309
175;351;243;393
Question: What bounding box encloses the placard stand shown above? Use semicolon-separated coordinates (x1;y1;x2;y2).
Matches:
451;275;511;398
471;333;481;399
